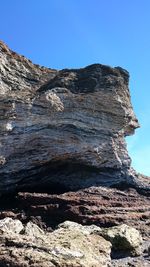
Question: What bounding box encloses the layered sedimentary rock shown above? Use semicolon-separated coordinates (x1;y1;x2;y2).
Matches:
0;41;150;267
0;40;145;195
13;187;149;236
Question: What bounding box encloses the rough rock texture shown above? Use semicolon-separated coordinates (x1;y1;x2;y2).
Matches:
0;217;24;234
99;224;142;256
111;254;150;267
0;218;111;267
0;41;150;266
0;40;147;195
3;187;147;237
58;221;143;256
0;218;149;267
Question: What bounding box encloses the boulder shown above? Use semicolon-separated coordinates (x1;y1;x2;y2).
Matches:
58;221;143;257
0;217;24;234
24;221;45;236
100;224;142;256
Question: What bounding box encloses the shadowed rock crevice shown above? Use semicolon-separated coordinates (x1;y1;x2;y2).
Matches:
0;160;139;196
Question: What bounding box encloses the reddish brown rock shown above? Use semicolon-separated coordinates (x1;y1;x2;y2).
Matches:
0;187;149;239
17;187;150;236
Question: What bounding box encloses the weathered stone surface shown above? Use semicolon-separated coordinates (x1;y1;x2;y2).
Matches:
0;41;150;267
57;222;147;262
99;224;142;256
0;217;24;234
112;257;150;267
57;221;143;256
0;218;149;267
0;40;147;195
13;187;149;238
0;218;111;267
58;220;102;234
24;221;45;237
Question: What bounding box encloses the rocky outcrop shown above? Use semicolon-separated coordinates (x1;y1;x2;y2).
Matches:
0;40;144;195
0;41;150;266
99;224;142;256
4;186;148;237
58;221;143;256
0;218;149;267
0;218;111;267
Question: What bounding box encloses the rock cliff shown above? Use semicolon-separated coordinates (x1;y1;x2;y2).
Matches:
0;40;147;195
0;41;150;266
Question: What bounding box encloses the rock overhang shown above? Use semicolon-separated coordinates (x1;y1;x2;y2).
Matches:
0;40;145;195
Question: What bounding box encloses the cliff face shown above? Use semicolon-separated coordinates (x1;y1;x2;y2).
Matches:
0;41;150;267
0;41;141;194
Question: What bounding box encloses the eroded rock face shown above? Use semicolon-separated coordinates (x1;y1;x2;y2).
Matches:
0;41;150;267
15;187;150;237
0;40;141;194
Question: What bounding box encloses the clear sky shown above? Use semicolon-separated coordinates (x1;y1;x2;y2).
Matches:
1;0;150;176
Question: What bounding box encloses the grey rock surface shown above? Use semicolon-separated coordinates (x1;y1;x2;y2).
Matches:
57;221;143;257
0;217;24;234
99;223;143;256
0;41;146;195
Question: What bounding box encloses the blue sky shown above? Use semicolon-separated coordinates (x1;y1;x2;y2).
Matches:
1;0;150;176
